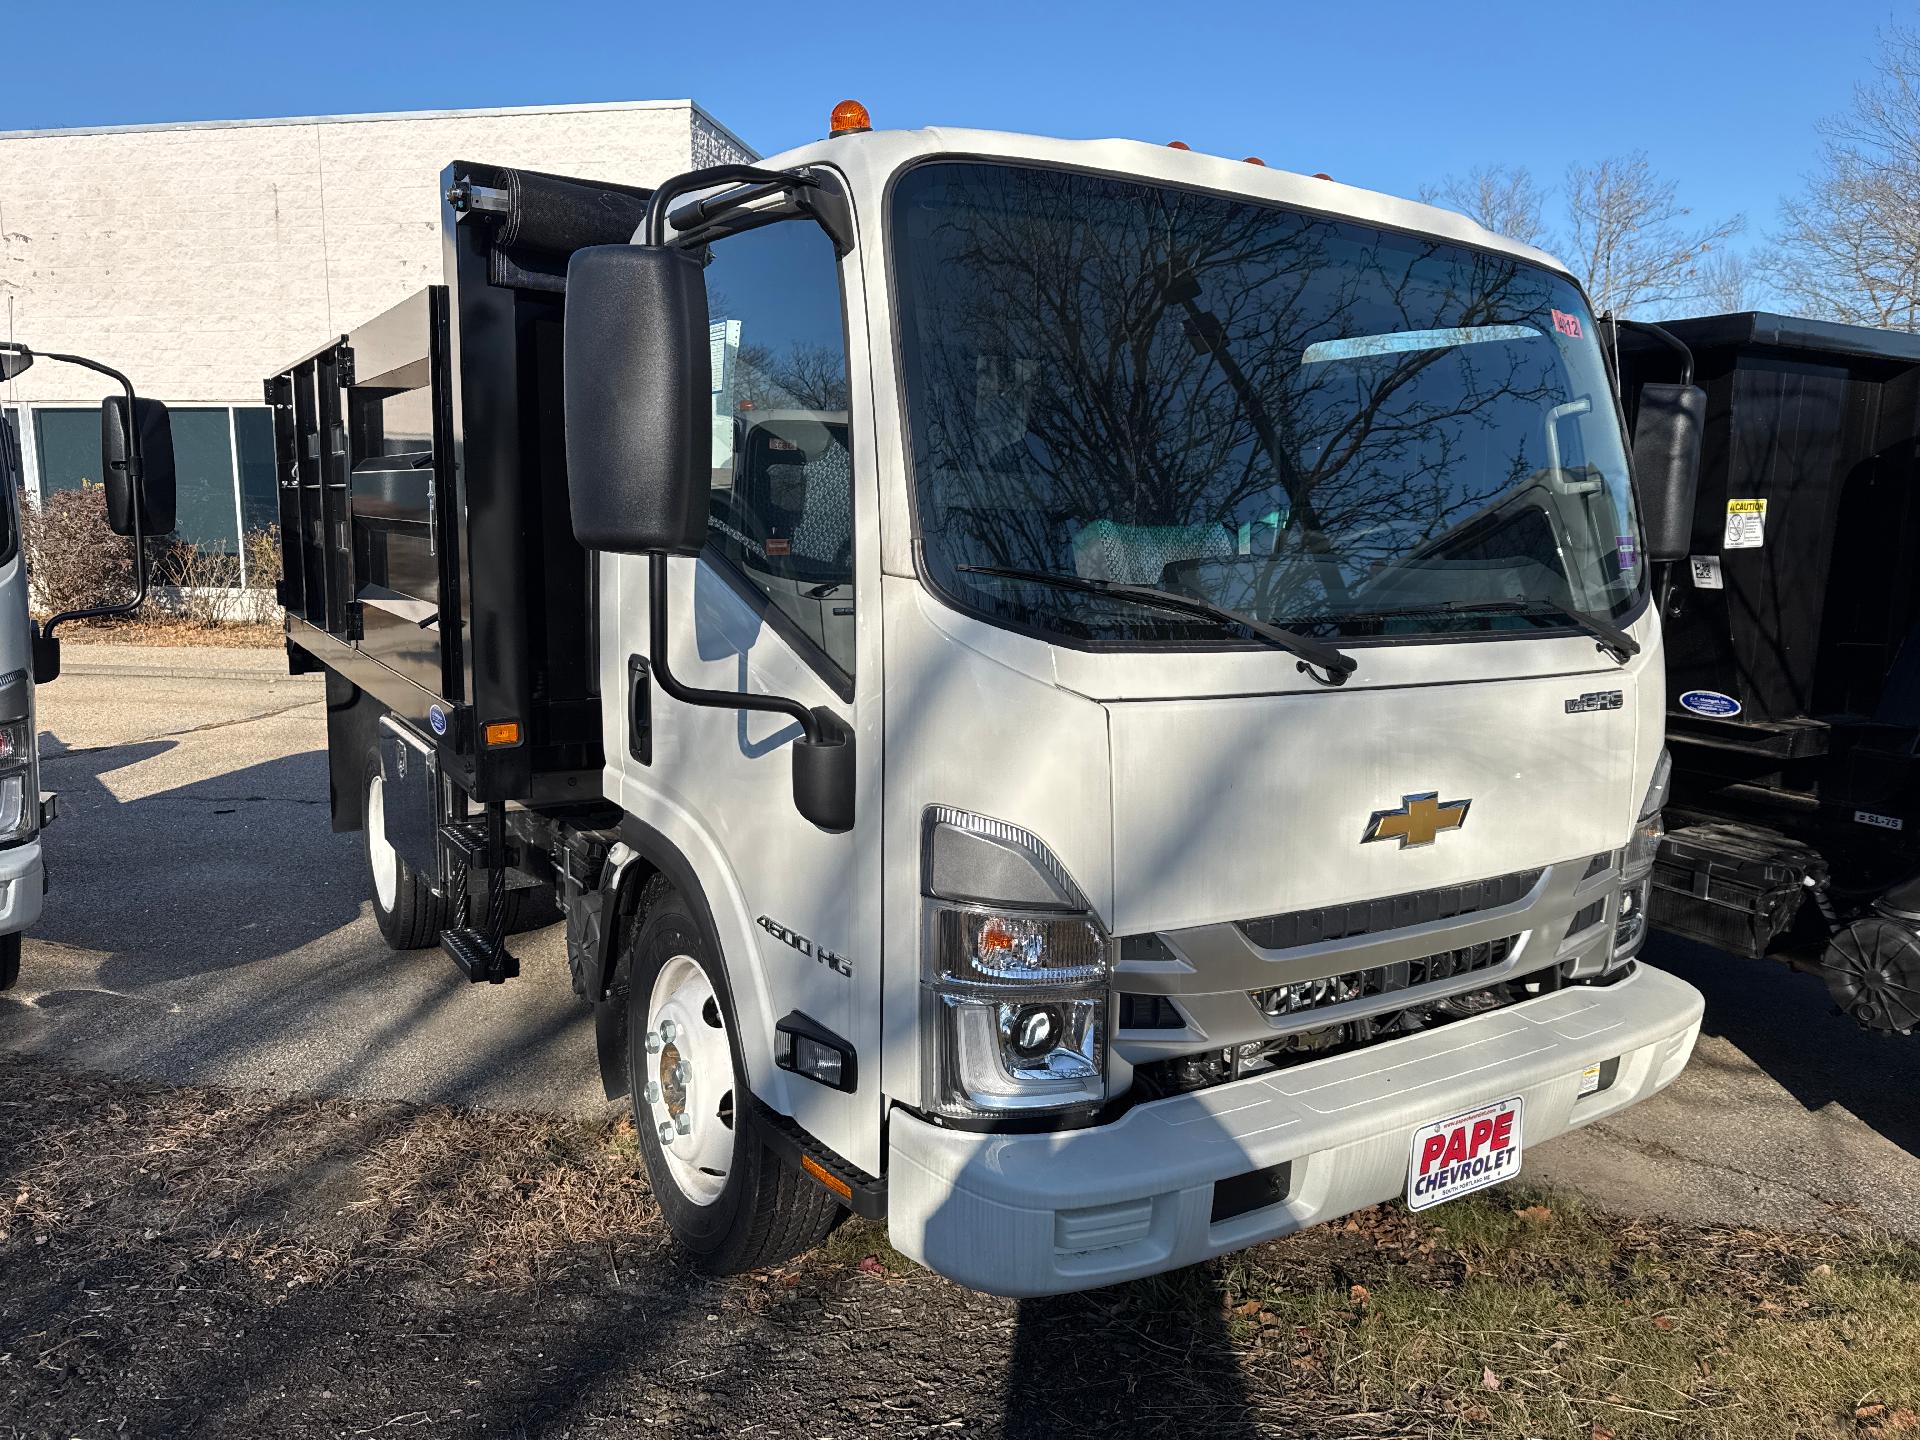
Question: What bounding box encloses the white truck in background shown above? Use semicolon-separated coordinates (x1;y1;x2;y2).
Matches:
0;343;174;990
272;106;1706;1295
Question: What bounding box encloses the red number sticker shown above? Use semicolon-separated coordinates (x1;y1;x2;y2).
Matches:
1552;309;1583;339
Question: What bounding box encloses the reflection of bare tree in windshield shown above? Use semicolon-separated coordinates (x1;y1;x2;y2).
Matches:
895;163;1637;643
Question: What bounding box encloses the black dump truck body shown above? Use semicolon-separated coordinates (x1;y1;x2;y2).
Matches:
1618;312;1920;1033
270;161;653;979
272;162;649;817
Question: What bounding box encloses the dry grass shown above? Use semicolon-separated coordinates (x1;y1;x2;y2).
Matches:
52;615;284;647
3;1054;1917;1438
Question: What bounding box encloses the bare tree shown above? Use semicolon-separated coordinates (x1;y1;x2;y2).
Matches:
1696;252;1753;313
1562;153;1744;317
1419;164;1548;247
1761;25;1920;330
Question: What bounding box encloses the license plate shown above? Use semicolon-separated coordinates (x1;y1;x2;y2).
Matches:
1407;1095;1524;1212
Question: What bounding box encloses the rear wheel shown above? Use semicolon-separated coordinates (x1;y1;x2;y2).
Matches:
622;883;839;1272
363;749;448;950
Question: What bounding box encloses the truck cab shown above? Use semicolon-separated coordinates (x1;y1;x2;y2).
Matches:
281;118;1705;1295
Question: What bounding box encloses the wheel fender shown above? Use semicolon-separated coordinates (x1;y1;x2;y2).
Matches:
591;815;793;1114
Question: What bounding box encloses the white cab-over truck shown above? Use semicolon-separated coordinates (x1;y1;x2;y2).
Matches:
272;108;1707;1296
0;344;176;991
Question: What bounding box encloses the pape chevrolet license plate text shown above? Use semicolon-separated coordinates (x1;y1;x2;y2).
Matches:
1407;1095;1524;1211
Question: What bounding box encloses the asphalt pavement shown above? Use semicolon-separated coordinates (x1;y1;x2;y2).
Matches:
4;645;1916;1240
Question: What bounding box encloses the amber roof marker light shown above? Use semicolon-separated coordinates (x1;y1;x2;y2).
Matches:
829;100;872;137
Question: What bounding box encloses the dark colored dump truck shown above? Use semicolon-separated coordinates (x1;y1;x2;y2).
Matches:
1618;312;1920;1035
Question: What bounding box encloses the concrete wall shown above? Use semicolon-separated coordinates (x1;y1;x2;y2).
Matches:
0;100;755;409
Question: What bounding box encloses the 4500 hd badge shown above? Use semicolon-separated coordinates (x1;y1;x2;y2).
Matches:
758;915;853;978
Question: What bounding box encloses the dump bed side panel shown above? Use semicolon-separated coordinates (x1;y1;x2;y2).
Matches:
271;160;653;805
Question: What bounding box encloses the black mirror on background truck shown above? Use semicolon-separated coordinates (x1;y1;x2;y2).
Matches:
0;340;180;685
1631;382;1707;564
100;396;178;539
564;230;854;835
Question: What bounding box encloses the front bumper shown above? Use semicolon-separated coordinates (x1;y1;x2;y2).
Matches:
0;836;44;934
887;963;1702;1297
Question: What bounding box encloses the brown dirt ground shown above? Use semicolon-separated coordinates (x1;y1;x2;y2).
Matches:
1;1055;1914;1439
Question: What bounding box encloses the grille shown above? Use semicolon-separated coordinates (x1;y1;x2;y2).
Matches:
1583;851;1616;880
1250;935;1518;1020
1117;993;1186;1030
1237;871;1542;950
1569;898;1607;934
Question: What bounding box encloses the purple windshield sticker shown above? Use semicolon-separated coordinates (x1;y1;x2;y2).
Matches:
1616;535;1639;569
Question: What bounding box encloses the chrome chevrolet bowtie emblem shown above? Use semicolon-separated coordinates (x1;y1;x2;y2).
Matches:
1362;792;1471;849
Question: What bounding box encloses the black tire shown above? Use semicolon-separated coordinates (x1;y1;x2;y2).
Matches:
621;881;840;1273
0;931;18;991
504;886;563;934
363;748;449;951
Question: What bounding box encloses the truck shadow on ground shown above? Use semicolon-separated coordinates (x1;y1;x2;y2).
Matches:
1005;1280;1266;1438
3;731;593;1112
1644;932;1920;1160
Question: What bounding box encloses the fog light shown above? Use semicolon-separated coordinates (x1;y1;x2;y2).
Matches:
774;1012;857;1093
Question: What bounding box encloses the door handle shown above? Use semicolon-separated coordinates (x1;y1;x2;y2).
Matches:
628;653;652;765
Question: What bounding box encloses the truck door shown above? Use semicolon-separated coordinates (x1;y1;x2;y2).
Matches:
607;211;882;1175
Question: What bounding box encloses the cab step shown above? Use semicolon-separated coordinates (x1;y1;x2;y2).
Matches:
442;925;519;984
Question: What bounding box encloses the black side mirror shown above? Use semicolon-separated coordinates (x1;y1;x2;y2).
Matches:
101;396;177;538
563;244;711;555
0;346;32;382
1631;382;1706;564
31;630;60;685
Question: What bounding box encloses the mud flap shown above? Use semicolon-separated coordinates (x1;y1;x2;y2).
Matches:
594;974;630;1100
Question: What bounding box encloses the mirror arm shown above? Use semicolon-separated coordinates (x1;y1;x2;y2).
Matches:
39;356;150;639
645;164;819;246
1608;318;1696;388
646;553;826;744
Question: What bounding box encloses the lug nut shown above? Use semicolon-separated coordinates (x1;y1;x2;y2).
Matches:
646;1081;661;1104
674;1114;692;1136
673;1063;690;1085
660;1020;678;1043
644;1030;663;1055
658;1120;675;1144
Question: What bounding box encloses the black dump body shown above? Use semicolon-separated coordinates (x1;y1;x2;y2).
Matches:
1617;312;1920;957
270;162;649;815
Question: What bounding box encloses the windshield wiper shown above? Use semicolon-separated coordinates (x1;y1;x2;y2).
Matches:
1405;598;1639;664
956;564;1358;684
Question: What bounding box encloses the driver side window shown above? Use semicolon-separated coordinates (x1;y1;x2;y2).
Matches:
703;222;855;681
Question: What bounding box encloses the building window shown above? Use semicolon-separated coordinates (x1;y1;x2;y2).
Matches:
29;404;279;579
33;408;102;495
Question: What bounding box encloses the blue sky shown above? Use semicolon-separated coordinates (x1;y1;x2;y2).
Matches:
0;0;1901;263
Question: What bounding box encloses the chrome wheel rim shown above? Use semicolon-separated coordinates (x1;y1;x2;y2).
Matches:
642;953;736;1206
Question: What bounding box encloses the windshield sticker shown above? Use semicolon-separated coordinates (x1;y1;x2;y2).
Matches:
1679;689;1742;718
1856;810;1905;832
1615;534;1639;569
1551;309;1583;339
1724;498;1767;550
1689;556;1724;590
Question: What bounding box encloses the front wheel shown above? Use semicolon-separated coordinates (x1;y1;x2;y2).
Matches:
622;883;840;1272
0;931;18;990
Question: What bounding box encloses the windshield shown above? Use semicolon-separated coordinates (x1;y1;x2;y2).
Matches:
892;161;1645;648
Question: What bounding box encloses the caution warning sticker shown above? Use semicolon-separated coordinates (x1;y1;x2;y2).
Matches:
1724;498;1767;550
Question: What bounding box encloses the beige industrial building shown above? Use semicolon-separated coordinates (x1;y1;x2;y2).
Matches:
0;100;753;566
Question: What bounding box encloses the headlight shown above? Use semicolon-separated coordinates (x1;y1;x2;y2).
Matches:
0;675;35;846
921;808;1109;1119
1624;749;1670;878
